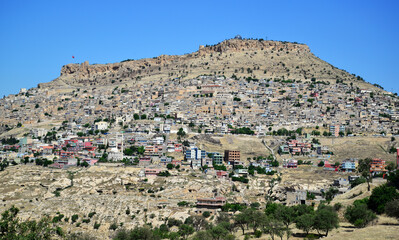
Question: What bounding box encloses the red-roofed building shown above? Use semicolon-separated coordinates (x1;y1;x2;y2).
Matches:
216;170;228;179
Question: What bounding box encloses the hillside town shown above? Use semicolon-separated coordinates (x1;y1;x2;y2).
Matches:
1;74;398;136
1;39;399;240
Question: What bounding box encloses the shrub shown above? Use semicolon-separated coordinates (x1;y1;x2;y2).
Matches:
55;226;64;236
157;171;171;177
52;214;64;223
94;222;101;229
333;203;342;211
109;222;118;231
250;202;260;209
88;212;96;218
71;214;79;223
202;211;211;218
351;177;366;188
387;170;399;189
178;201;190;207
166;163;174;170
167;218;183;227
82;219;90;224
385;199;399;219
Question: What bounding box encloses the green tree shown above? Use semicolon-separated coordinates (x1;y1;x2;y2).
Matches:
358;158;372;191
209;224;229;240
137;146;145;155
273;204;295;229
387;169;399;189
81;161;89;167
123;148;134;156
77;132;84;137
324;187;339;202
262;216;285;240
178;224;194;240
234;211;249;235
368;184;399;214
166;163;174;170
313;205;339;236
191;215;208;231
114;226;159;240
387;162;396;171
192;231;212;240
0;206;62;239
295;213;315;235
177;128;186;137
344;202;376;227
167;218;183;228
292;204;314;217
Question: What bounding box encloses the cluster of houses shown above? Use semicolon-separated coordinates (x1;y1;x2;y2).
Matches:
282;157;391;176
279;139;312;155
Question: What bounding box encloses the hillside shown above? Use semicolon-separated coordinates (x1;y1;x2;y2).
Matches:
2;37;397;138
40;38;378;91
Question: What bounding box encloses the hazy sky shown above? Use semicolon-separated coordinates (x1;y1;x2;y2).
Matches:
0;0;398;97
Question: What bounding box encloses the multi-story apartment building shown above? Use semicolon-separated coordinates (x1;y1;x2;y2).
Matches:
224;150;240;165
211;152;224;165
329;125;345;137
370;158;387;174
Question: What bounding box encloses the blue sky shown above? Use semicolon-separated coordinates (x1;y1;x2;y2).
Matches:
0;0;398;97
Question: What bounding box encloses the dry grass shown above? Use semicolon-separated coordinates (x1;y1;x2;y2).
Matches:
189;134;271;162
320;136;397;163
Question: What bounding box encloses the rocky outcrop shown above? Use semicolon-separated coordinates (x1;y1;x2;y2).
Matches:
38;38;362;89
198;39;310;54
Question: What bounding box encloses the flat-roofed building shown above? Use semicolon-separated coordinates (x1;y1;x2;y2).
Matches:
224;150;240;165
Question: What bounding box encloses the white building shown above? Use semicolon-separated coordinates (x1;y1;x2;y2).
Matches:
94;121;108;130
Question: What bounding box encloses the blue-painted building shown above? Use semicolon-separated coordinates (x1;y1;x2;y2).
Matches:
185;147;206;160
340;159;357;172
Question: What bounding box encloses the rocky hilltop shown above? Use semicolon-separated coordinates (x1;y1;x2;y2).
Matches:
39;38;370;89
